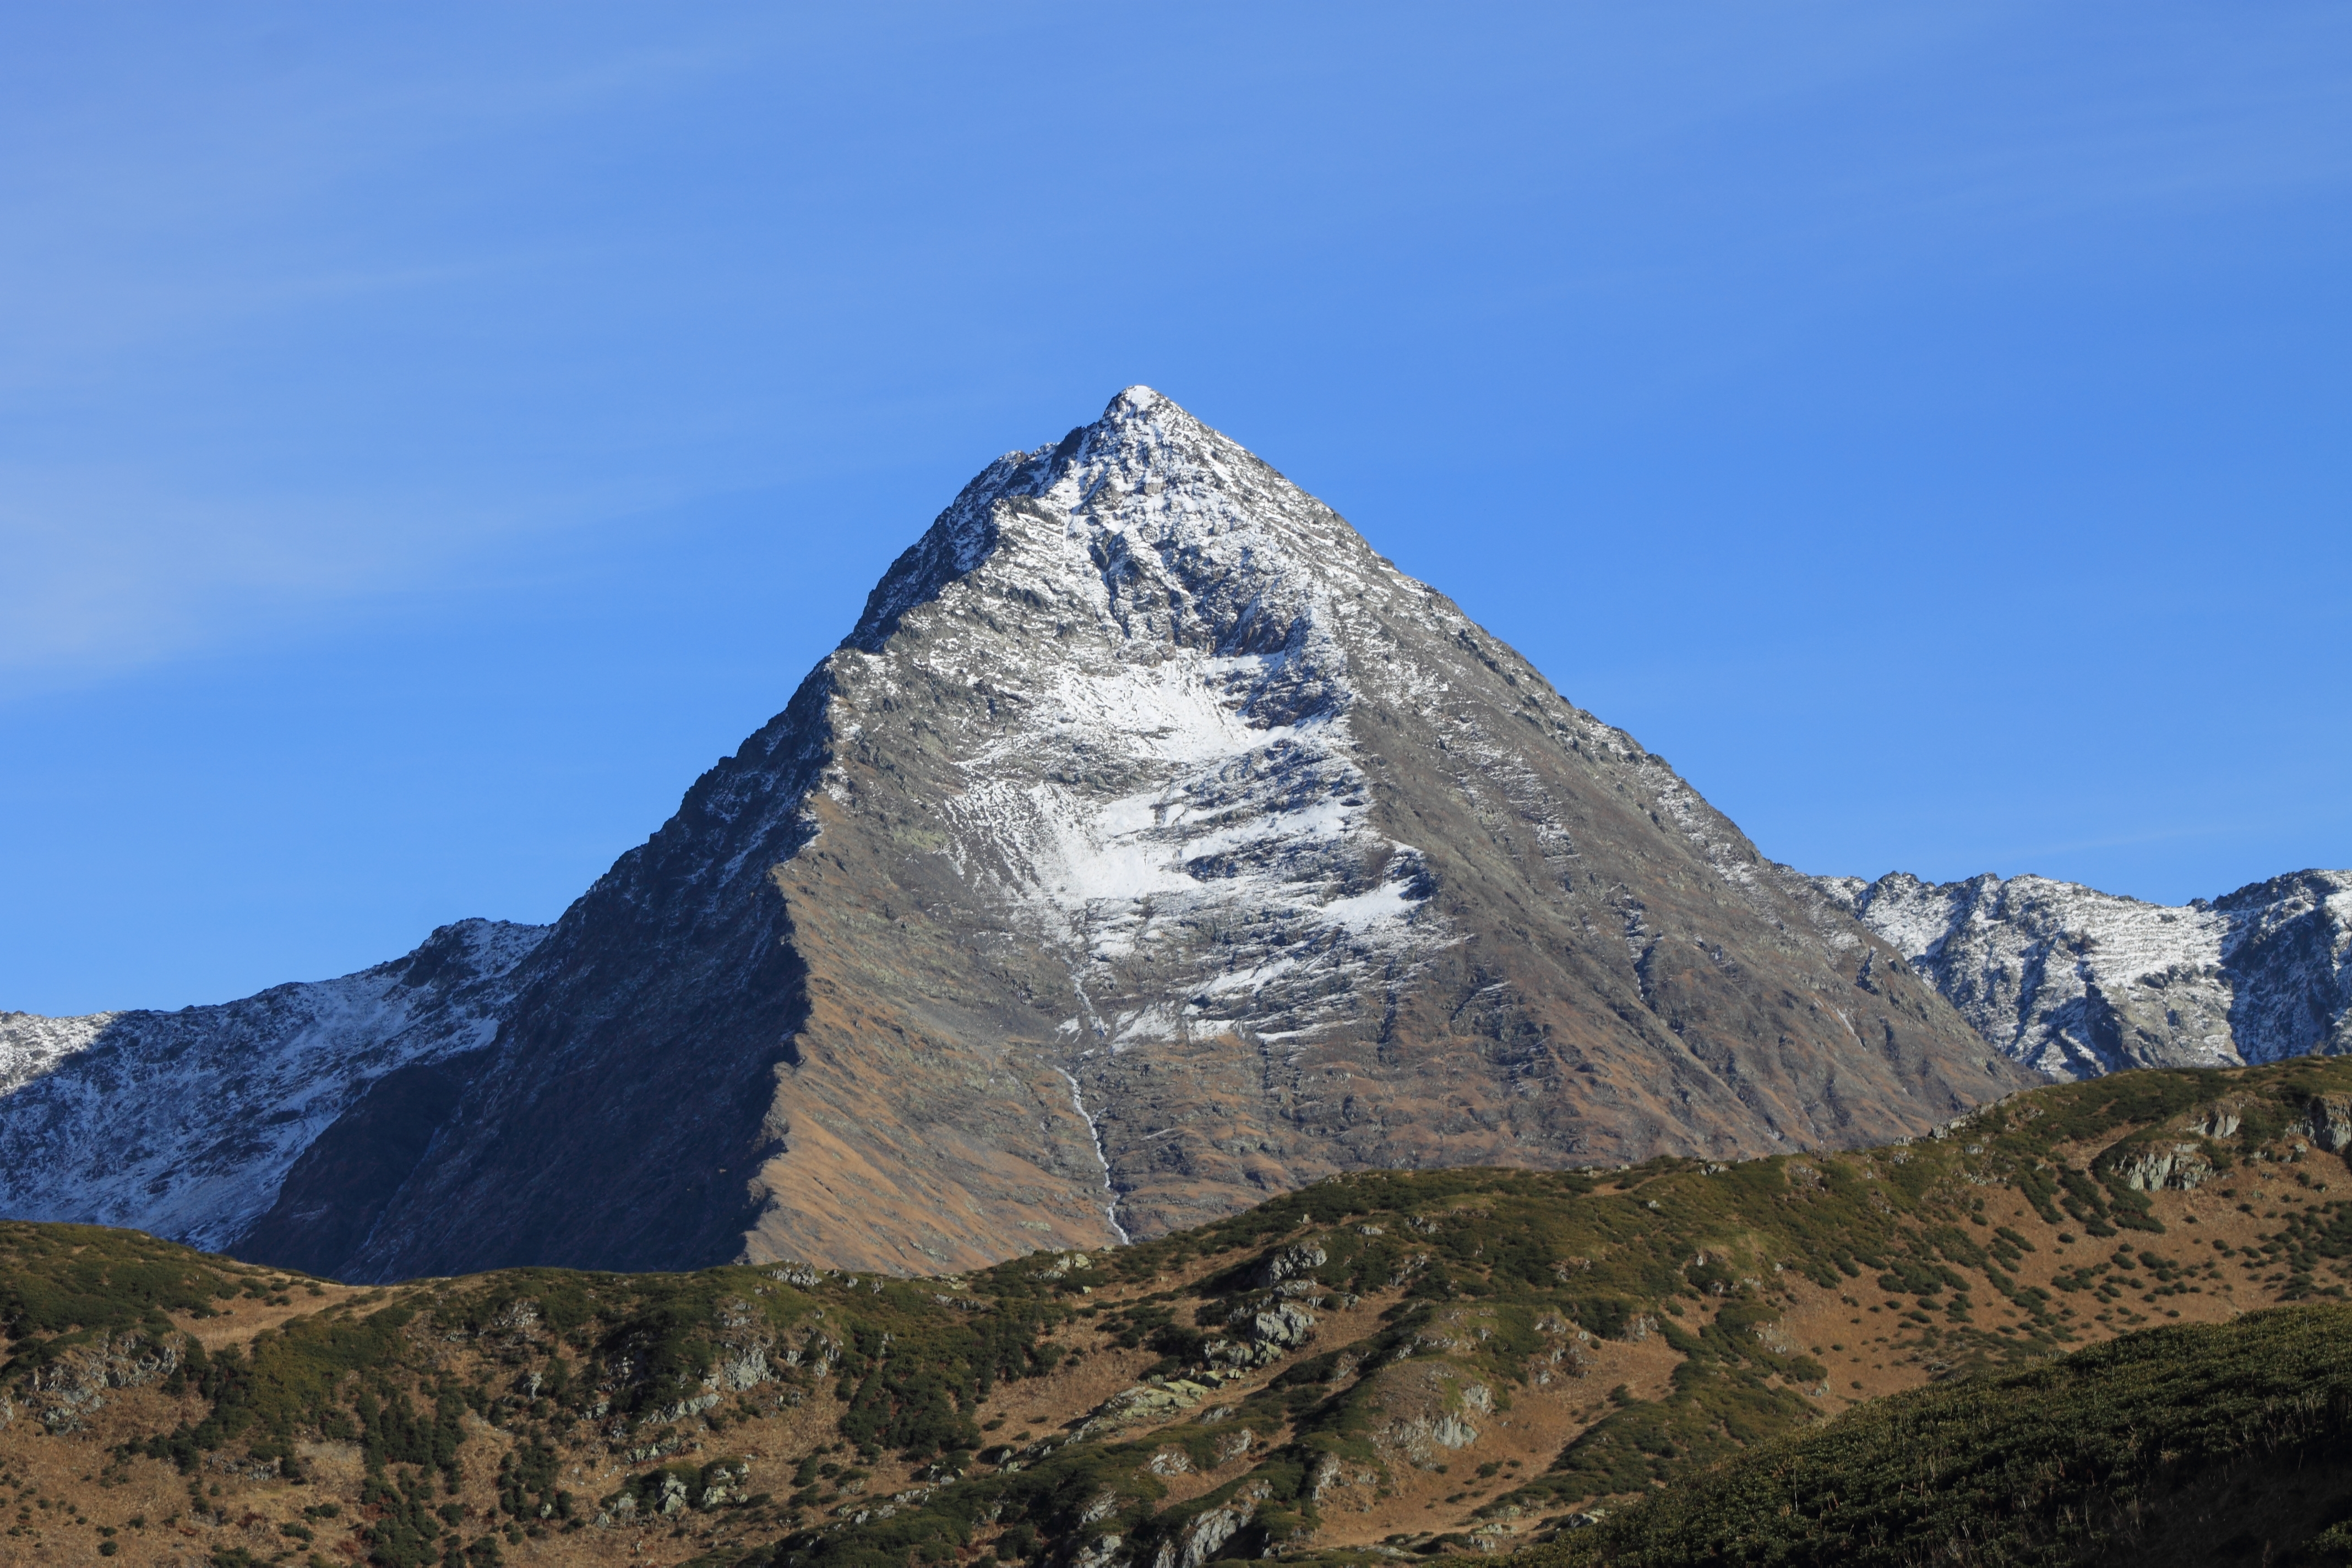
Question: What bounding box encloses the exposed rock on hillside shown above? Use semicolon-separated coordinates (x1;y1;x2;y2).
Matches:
1817;869;2351;1080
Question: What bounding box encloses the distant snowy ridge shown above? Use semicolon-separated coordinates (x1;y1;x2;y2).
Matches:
0;918;546;1251
1816;869;2352;1080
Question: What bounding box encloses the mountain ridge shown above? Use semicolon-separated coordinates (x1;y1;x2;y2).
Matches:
1820;866;2351;1080
0;388;2103;1278
0;918;546;1255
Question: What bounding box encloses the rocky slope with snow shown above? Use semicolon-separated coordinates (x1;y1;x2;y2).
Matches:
284;387;2026;1279
0;918;545;1254
0;389;2035;1279
1816;869;2352;1079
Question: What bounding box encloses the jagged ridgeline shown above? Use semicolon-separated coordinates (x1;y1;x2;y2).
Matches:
9;1059;2352;1568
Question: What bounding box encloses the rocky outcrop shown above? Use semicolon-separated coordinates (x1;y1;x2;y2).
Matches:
1205;1301;1317;1369
2095;1140;2219;1193
1151;1484;1271;1568
20;1329;186;1432
2297;1094;2352;1153
1081;1378;1232;1438
1251;1244;1326;1290
2;390;2033;1277
1819;869;2352;1080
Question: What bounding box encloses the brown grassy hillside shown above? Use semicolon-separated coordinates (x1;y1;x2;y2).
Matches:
8;1057;2352;1568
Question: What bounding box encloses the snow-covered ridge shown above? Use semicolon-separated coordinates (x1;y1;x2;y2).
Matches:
0;918;547;1250
847;387;1450;1057
1818;869;2352;1080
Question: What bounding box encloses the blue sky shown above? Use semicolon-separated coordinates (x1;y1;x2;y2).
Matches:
3;3;2346;1014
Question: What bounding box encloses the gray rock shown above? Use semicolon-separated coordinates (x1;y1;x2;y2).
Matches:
1152;1483;1271;1568
2299;1093;2352;1152
707;1344;771;1392
23;1330;184;1431
1252;1243;1327;1290
2099;1140;2219;1192
643;1392;720;1426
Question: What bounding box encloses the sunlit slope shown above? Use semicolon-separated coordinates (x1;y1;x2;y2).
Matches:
6;1056;2352;1566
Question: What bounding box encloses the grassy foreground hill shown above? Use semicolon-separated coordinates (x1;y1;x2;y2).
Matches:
8;1056;2352;1568
1509;1302;2352;1567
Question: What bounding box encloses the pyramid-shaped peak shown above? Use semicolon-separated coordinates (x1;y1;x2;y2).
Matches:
846;388;1278;649
1058;384;1213;466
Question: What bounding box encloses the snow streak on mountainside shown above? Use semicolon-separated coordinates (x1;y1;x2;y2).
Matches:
0;920;545;1251
1817;870;2352;1080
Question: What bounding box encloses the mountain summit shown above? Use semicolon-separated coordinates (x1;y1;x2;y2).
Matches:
1;390;2030;1276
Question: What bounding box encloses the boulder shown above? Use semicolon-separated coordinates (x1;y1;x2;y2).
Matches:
1251;1244;1327;1291
1151;1483;1271;1568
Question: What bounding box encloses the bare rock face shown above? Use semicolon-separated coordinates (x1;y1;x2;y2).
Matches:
1819;869;2352;1079
0;390;2031;1277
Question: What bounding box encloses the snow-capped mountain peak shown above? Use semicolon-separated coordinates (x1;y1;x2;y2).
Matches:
2;391;2036;1278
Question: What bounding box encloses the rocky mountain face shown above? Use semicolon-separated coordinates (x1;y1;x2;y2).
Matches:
0;389;2031;1279
1816;869;2352;1080
0;918;544;1254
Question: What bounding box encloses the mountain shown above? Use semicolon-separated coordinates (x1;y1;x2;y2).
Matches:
0;919;545;1254
2;388;2028;1279
8;1055;2352;1568
1817;869;2352;1080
